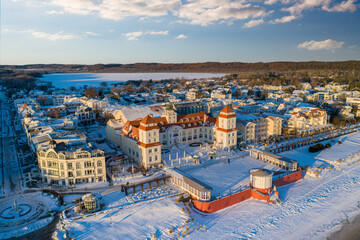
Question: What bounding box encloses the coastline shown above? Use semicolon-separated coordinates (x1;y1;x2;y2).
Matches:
328;212;360;240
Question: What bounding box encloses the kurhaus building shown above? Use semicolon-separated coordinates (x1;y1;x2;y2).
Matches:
107;105;238;169
37;140;106;186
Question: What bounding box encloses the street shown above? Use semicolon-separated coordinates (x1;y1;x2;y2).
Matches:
0;98;23;196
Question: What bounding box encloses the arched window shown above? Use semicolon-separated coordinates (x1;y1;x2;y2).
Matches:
97;160;102;167
47;151;58;159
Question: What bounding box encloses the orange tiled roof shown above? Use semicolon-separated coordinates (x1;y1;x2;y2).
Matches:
140;115;157;125
220;105;235;113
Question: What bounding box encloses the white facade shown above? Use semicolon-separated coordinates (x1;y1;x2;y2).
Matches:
37;142;106;187
107;105;238;169
288;107;328;133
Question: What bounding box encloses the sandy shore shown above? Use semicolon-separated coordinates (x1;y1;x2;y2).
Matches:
328;213;360;240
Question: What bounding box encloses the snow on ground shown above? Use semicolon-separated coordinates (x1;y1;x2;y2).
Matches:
129;186;178;203
279;133;360;168
63;197;189;240
188;163;360;240
186;131;360;240
186;155;284;196
58;131;360;240
63;194;84;204
0;192;59;239
162;142;238;168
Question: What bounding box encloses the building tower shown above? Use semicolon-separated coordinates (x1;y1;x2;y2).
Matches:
138;115;162;169
24;113;31;124
163;103;177;124
49;139;57;149
215;106;238;149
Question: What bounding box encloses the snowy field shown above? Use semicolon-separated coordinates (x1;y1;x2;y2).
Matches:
162;143;238;168
188;160;360;239
187;155;285;196
61;197;191;240
41;73;225;88
0;192;59;239
279;132;360;168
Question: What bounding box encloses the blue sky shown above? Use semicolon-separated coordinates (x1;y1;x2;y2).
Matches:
1;0;359;65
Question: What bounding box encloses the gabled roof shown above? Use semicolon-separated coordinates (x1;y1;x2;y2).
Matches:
140;115;157;125
220;105;235;113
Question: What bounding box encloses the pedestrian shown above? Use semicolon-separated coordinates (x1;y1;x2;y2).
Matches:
228;158;230;164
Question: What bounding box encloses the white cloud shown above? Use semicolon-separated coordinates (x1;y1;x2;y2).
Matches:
123;31;143;41
281;0;357;16
322;0;357;12
22;30;81;41
243;18;264;28
50;0;180;20
46;10;65;15
176;34;187;39
264;0;278;5
39;0;357;27
282;0;331;15
175;0;267;26
298;39;344;52
147;31;169;35
123;30;169;40
270;15;297;23
85;31;99;36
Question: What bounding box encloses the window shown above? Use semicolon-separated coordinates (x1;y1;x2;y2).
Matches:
155;155;158;161
42;160;46;167
47;151;58;159
149;149;152;154
97;160;102;167
67;163;72;169
68;171;73;177
84;161;93;168
149;157;152;162
76;162;81;169
76;170;82;177
98;169;103;174
155;148;158;152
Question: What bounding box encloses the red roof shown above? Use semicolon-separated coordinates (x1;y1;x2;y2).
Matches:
220;105;235;113
140;115;157;125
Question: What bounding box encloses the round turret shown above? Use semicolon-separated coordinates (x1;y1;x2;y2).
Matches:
249;168;273;191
